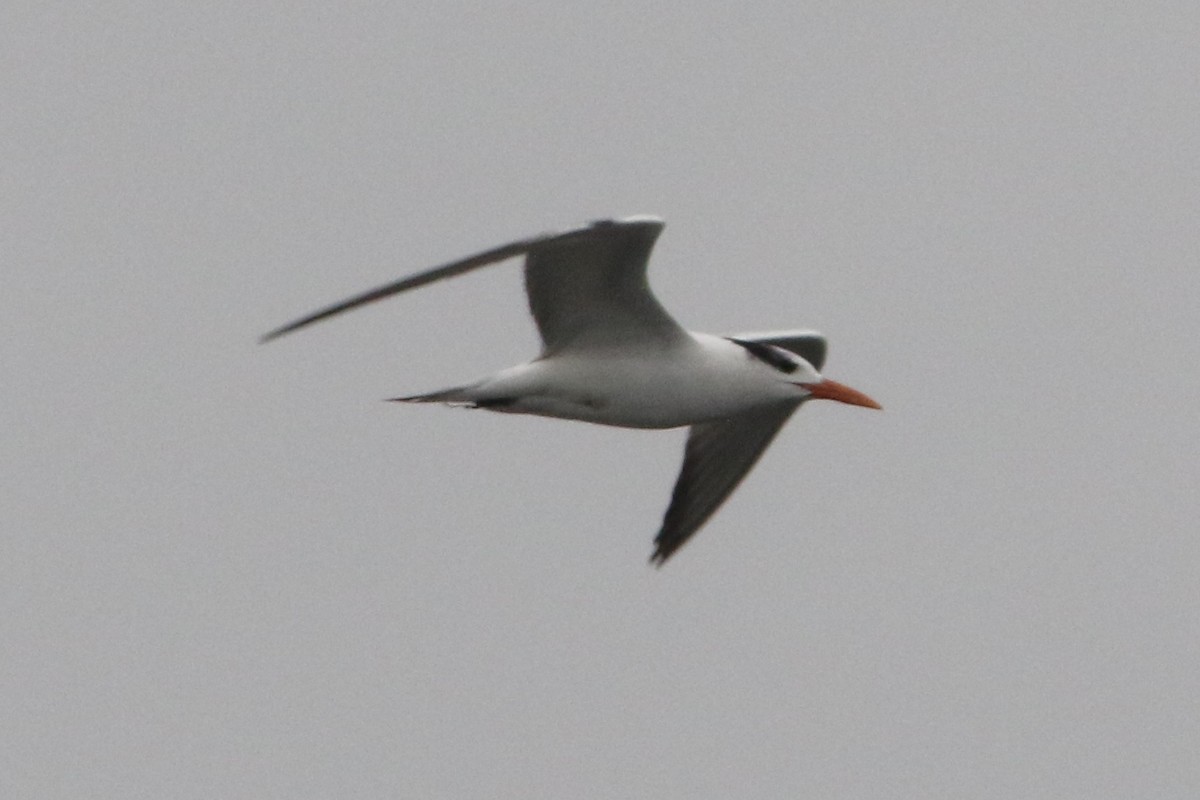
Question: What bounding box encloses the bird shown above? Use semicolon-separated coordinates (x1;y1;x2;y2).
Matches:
262;215;880;565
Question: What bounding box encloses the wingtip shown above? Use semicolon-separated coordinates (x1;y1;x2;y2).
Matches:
259;321;302;344
648;541;674;568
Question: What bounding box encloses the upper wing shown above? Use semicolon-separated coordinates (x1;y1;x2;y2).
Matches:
523;216;687;353
730;330;827;371
650;403;798;566
260;216;686;350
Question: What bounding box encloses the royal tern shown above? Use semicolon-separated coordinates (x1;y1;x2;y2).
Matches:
263;216;880;565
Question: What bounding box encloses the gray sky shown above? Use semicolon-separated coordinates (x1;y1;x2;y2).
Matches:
5;2;1200;798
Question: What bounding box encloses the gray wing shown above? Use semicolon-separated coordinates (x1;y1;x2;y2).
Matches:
260;216;686;350
730;330;827;371
523;216;687;353
650;403;798;566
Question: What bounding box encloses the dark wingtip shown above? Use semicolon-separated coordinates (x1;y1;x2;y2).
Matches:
259;321;303;344
258;324;293;344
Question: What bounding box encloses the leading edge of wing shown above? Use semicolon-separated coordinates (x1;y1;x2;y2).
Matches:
260;216;665;343
650;404;798;566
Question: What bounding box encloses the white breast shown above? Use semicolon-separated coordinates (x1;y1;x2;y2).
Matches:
469;333;803;429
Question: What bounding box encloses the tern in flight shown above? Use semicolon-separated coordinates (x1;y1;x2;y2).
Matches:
263;216;880;565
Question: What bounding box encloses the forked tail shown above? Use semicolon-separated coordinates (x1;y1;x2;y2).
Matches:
387;382;487;406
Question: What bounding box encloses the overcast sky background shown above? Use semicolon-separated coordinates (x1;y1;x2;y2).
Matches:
5;3;1200;798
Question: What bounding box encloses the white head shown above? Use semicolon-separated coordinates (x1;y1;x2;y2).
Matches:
734;338;881;409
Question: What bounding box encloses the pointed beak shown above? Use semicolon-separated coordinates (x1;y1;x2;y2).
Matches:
798;378;882;410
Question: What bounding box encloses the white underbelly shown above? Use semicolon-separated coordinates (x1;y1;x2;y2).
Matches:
482;338;799;429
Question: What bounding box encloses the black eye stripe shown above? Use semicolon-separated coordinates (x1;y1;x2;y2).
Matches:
727;338;799;374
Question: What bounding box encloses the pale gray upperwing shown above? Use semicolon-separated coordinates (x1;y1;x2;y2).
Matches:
522;217;687;353
261;216;687;352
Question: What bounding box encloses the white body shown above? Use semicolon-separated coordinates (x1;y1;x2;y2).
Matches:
466;333;808;429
